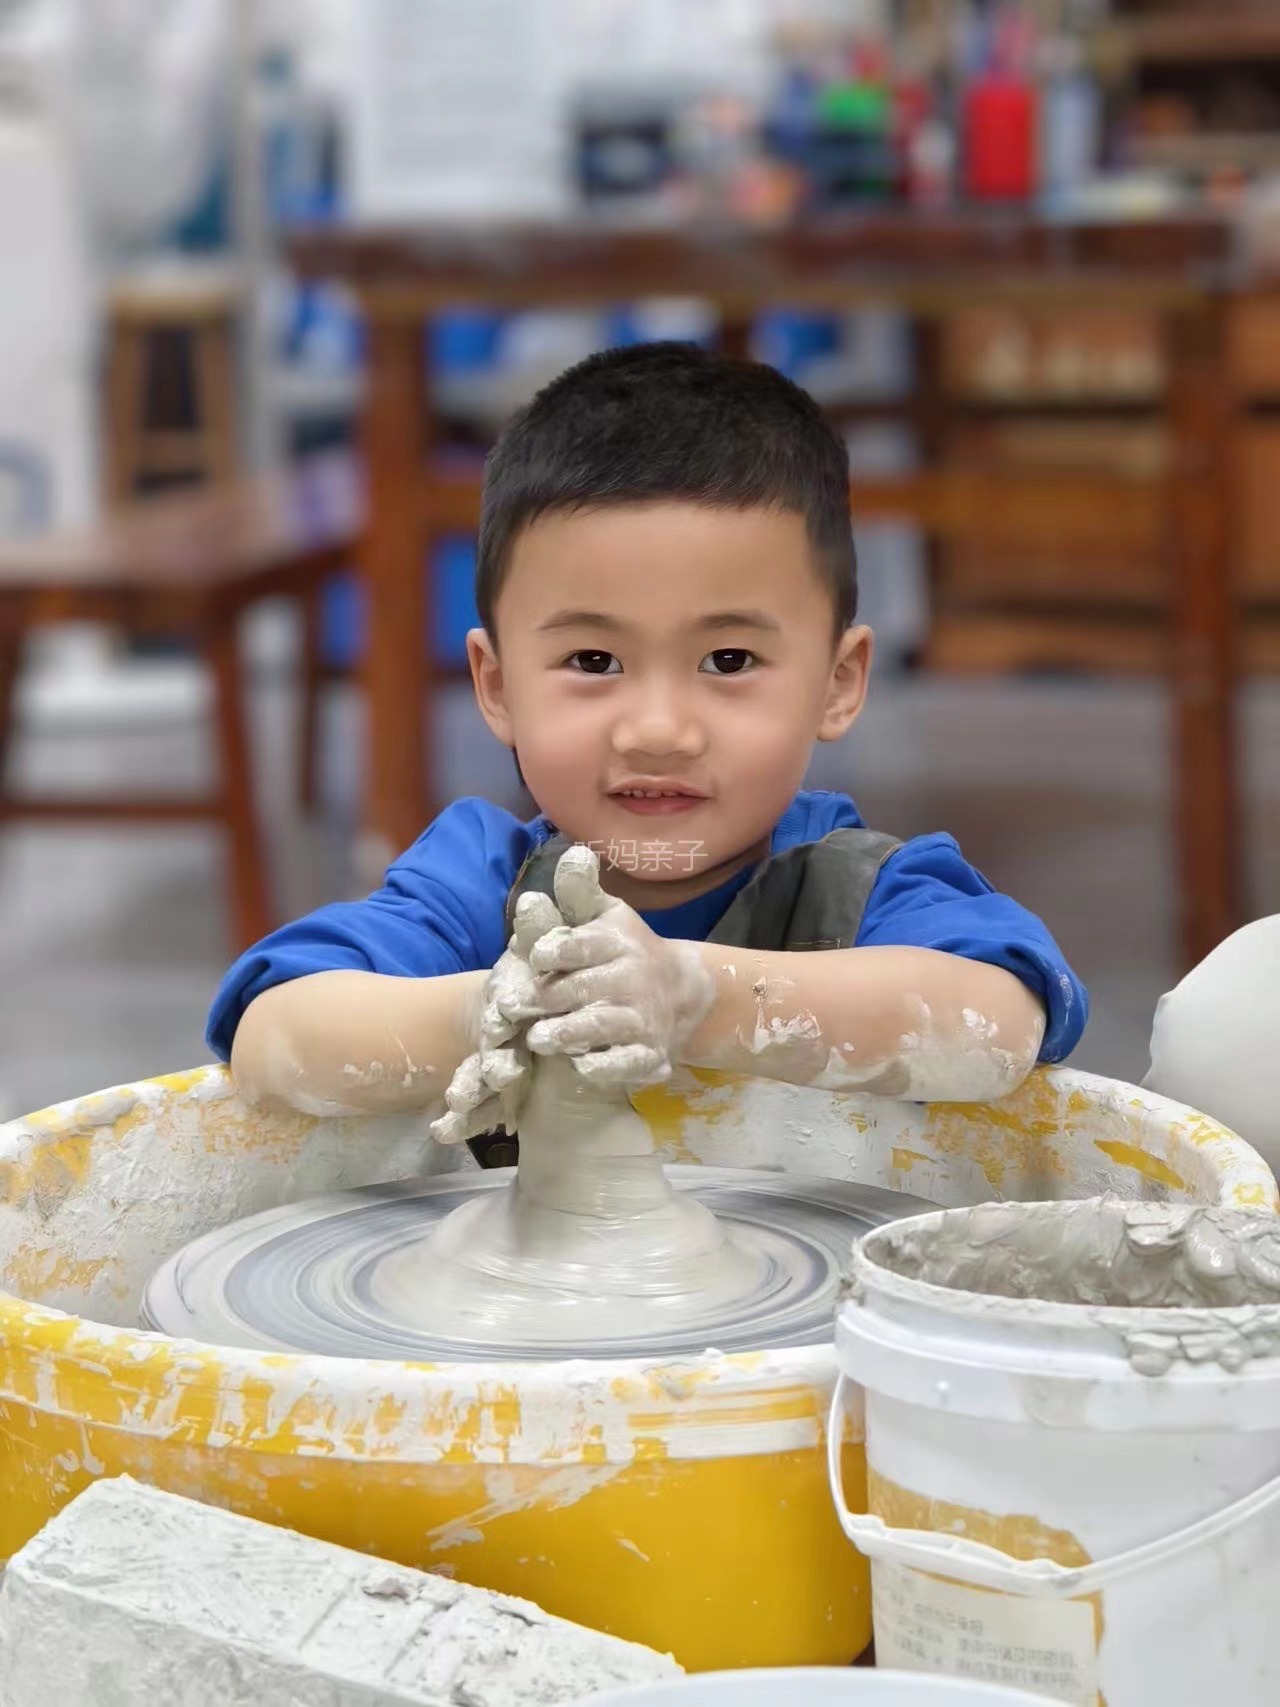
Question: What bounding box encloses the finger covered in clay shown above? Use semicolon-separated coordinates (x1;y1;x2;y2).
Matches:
569;1042;671;1088
528;919;625;977
526;1004;648;1056
553;843;611;928
511;889;564;956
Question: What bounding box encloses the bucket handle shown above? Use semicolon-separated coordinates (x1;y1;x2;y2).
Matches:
827;1373;1280;1601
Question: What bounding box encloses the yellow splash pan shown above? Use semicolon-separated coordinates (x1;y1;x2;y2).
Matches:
0;1063;1273;1671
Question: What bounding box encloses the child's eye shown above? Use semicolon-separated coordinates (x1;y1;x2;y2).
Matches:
566;649;621;675
700;648;757;676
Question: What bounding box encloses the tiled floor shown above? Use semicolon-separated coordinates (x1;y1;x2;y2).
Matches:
2;646;1276;1119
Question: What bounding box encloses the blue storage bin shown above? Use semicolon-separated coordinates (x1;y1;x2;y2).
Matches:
429;311;508;379
754;310;842;379
320;535;481;673
604;307;718;351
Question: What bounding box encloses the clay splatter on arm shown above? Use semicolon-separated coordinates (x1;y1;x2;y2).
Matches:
681;944;1046;1103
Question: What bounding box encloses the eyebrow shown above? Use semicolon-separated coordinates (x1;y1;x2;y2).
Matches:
699;609;782;634
536;610;626;634
536;608;782;635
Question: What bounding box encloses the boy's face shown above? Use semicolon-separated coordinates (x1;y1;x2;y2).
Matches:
468;503;871;905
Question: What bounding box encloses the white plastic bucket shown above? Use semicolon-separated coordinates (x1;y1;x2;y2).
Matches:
828;1201;1280;1707
590;1671;1057;1704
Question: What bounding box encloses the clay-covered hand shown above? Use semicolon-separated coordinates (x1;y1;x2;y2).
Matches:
514;845;714;1091
428;888;562;1146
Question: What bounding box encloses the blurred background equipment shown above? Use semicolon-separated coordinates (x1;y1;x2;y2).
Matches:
1;0;1279;1112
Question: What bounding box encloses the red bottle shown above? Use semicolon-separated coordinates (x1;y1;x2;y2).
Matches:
964;72;1037;201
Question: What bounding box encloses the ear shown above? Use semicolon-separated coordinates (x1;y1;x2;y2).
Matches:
816;624;873;742
467;627;515;748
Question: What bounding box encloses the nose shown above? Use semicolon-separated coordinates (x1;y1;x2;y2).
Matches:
610;672;705;763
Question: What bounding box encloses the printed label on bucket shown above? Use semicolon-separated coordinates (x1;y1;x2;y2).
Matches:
872;1560;1098;1705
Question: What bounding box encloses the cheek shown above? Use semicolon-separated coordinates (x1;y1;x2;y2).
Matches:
508;679;607;794
723;722;814;798
716;675;827;758
519;750;587;815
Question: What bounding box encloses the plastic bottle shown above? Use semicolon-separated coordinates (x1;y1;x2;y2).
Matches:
1039;34;1100;213
962;7;1037;202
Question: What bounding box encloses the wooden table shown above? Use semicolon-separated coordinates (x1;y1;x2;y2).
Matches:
288;214;1239;969
0;454;359;948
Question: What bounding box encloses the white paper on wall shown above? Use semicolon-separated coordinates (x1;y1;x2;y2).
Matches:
346;0;575;223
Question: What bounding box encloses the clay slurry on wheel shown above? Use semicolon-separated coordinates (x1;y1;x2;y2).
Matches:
141;1168;937;1361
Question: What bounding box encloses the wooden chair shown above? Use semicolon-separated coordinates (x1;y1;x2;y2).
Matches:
0;453;360;948
104;266;242;503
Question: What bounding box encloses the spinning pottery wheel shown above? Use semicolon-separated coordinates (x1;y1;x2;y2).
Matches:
0;1063;1273;1671
142;1169;935;1360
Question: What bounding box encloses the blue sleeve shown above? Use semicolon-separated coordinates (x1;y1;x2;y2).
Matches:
855;834;1088;1063
205;798;536;1061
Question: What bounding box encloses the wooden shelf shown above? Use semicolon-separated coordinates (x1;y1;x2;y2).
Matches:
926;610;1280;677
1120;16;1280;65
1132;133;1280;173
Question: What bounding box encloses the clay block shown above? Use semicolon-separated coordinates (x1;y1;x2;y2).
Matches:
0;1476;681;1707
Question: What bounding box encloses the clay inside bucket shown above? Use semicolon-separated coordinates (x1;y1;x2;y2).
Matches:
860;1198;1280;1312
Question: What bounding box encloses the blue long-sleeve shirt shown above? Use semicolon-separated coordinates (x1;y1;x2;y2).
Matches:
207;790;1088;1063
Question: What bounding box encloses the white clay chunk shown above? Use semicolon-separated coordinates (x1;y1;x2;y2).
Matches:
0;1477;681;1707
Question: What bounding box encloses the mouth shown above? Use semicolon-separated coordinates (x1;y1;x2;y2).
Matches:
608;784;708;817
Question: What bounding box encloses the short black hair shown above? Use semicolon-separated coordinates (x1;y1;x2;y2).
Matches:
476;342;856;636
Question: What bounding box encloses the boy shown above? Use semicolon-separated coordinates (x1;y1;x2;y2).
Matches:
209;343;1086;1147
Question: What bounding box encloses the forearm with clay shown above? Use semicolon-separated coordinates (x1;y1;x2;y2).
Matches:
681;944;1046;1102
230;968;487;1117
409;841;1048;1151
496;869;1045;1108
